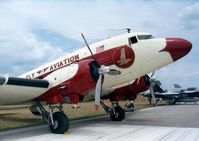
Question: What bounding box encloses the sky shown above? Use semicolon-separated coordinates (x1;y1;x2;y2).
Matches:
0;0;198;89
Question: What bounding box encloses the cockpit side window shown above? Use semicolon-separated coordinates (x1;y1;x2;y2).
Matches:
137;35;153;40
129;36;138;44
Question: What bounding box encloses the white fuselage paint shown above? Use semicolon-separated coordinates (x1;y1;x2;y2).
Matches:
0;32;173;105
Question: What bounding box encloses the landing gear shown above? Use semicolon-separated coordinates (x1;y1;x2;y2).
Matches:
124;100;135;112
168;98;176;105
35;102;69;134
100;101;125;121
110;106;125;121
49;112;69;134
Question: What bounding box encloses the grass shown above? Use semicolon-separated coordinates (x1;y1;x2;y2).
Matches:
0;96;152;131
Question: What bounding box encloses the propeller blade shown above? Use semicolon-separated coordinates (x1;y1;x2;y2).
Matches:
149;78;157;106
81;33;100;67
136;77;141;85
151;71;155;77
95;74;103;110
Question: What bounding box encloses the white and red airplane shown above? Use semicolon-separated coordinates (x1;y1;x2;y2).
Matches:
0;31;192;134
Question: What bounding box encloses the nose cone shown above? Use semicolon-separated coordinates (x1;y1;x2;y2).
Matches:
161;38;192;61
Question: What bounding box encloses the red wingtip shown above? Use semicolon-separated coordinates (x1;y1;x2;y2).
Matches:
95;104;100;111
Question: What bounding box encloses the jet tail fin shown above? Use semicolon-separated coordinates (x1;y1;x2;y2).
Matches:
152;83;165;93
173;84;181;88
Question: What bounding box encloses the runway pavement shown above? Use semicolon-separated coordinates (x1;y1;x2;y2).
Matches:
1;105;199;141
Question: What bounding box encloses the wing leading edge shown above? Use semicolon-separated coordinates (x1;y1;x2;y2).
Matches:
0;76;49;105
5;77;49;88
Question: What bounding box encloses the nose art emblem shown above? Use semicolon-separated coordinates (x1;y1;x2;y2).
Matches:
112;45;135;69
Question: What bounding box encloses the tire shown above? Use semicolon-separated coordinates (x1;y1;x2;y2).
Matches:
31;111;41;116
168;98;176;105
110;106;125;121
125;103;135;112
49;112;69;134
171;101;176;105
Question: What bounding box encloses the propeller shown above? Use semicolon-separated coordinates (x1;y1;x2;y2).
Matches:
94;65;121;110
151;71;155;77
81;33;121;110
81;33;100;67
149;76;157;106
148;71;161;106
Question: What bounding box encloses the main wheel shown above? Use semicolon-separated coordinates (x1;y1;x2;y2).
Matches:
168;98;176;105
49;112;69;134
126;103;135;112
110;106;125;121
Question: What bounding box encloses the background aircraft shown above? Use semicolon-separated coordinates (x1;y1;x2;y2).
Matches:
0;31;192;134
141;81;199;105
174;84;199;96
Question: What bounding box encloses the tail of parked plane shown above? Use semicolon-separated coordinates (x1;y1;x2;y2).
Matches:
173;84;181;88
152;83;165;93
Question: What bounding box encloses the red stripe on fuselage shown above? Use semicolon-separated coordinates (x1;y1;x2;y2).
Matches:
32;45;130;79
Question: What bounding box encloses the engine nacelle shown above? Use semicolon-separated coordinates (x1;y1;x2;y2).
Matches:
37;59;99;104
61;59;98;96
108;75;150;101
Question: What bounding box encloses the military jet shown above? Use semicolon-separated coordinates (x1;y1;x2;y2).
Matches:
141;82;199;105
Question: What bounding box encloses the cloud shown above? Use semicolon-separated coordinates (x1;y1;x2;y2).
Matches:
0;1;188;41
0;0;198;88
0;31;65;76
154;1;199;89
155;59;199;89
0;1;195;41
178;2;199;29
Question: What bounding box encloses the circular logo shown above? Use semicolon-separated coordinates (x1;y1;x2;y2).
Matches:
112;46;135;69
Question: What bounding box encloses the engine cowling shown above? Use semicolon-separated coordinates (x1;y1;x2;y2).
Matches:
36;59;99;104
61;59;99;96
107;75;150;101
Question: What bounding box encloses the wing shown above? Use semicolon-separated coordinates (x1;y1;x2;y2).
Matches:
0;76;49;105
0;62;80;105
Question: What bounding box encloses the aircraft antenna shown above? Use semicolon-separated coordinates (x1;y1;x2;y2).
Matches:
108;28;131;36
124;28;131;33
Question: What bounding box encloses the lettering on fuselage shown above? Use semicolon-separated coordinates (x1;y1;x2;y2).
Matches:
26;54;80;79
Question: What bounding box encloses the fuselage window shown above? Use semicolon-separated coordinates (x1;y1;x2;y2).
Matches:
129;36;138;44
137;35;153;40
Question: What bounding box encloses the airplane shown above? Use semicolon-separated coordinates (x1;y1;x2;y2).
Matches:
140;80;181;105
172;84;199;103
0;31;192;134
141;82;199;105
173;84;199;95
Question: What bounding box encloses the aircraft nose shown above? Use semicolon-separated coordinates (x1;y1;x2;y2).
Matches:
161;38;192;61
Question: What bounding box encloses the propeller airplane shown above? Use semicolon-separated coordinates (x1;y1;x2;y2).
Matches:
0;30;192;134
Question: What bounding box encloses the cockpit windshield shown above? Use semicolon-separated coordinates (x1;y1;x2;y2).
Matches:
137;35;153;40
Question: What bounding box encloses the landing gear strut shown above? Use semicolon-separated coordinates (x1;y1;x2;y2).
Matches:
100;101;125;121
36;102;69;134
124;100;135;112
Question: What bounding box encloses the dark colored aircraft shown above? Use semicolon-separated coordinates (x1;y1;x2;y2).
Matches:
141;82;199;105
